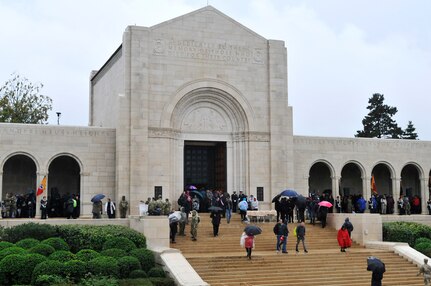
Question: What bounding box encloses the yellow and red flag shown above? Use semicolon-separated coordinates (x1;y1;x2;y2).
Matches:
37;176;46;196
371;175;377;195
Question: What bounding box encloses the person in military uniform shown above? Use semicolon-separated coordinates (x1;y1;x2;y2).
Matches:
190;210;200;241
119;196;129;218
418;258;431;286
164;198;171;215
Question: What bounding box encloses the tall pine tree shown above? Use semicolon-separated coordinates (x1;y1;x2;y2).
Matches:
356;93;402;139
402;121;418;139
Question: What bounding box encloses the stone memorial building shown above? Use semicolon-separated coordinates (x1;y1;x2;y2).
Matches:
1;6;431;216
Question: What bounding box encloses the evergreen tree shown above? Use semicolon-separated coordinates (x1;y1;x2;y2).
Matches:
0;73;52;124
356;93;402;139
402;121;418;140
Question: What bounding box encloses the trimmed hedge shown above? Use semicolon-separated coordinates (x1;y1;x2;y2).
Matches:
129;248;155;272
75;249;100;262
149;277;176;286
101;248;128;258
117;256;141;278
16;237;40;249
34;274;69;286
87;256;120;278
0;254;28;285
0;241;14;251
1;222;57;243
49;250;76;262
103;237;137;252
148;267;166;278
129;269;148;279
31;260;65;284
41;237;70;251
383;221;431;246
64;259;87;283
0;246;27;260
29;243;56;256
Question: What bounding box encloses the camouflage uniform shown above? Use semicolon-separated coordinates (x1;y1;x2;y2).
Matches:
190;210;200;241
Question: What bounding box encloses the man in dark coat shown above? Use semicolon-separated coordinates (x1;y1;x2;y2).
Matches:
231;191;238;213
273;219;288;253
342;217;354;238
210;211;221;237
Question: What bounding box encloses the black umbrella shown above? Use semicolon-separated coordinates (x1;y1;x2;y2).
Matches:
272;194;281;203
244;225;262;236
367;256;386;273
280;189;298;198
190;190;204;200
295;195;307;208
91;194;105;202
208;206;223;212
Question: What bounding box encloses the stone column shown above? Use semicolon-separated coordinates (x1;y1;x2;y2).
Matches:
392;177;401;215
362;176;371;212
421;177;428;214
35;173;47;218
0;171;2;219
333;176;341;197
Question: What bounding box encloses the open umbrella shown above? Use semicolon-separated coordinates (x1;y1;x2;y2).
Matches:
280;189;298;198
272;194;281;203
239;200;248;211
367;256;386;273
168;211;181;223
91;194;105;202
244;225;262;236
187;185;197;190
318;200;333;208
208;206;223;212
190;190;204;200
295;195;307;208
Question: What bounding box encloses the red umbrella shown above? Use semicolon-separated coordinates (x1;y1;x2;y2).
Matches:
318;200;333;208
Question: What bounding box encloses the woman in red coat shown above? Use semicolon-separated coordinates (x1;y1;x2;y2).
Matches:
337;225;352;252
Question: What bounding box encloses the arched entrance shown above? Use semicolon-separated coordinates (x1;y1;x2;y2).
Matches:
2;154;37;218
340;162;363;197
371;163;393;196
308;161;333;196
401;164;421;214
48;155;81;217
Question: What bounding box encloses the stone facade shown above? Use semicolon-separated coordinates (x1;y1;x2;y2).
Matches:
1;6;431;216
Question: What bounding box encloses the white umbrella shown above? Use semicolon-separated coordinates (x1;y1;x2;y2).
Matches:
168;211;181;222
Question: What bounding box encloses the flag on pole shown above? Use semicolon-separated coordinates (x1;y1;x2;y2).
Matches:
37;176;46;196
371;175;377;195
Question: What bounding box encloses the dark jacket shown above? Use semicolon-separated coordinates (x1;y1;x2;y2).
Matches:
296;224;306;237
274;222;289;236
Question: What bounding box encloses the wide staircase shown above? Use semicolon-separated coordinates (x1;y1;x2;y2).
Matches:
170;213;423;286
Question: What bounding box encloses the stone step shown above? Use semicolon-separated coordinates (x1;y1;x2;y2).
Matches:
171;213;423;285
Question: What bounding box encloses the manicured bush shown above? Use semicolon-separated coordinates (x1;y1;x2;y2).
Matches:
31;260;65;284
75;249;100;262
117;256;141;278
79;275;119;286
49;250;76;262
149;277;176;286
87;256;119;278
29;243;56;256
130;248;155;272
0;254;27;285
103;237;137;252
64;259;87;283
147;267;166;278
34;274;69;286
0;246;27;260
415;237;431;246
119;278;153;286
2;222;57;243
101;248;128;258
16;237;40;249
383;222;431;246
414;242;431;253
0;241;14;251
56;224;146;252
129;269;148;279
41;237;70;251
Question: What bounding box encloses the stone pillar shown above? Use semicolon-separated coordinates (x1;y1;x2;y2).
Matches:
392;177;401;215
333;175;341;197
35;173;47;218
362;176;371;212
421;177;428;214
0;171;2;219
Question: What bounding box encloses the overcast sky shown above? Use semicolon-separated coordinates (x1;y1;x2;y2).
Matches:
1;0;430;140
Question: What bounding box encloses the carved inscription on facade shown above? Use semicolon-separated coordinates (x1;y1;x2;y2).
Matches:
0;126;114;137
153;38;264;65
182;108;228;132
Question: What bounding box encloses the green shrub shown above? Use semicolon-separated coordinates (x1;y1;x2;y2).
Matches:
16;237;40;249
2;222;57;243
415;242;431;253
75;249;100;262
415;237;431;246
41;237;70;251
0;241;14;251
31;260;65;284
0;246;27;260
383;222;431;246
49;250;76;262
117;256;141;278
87;256;119;278
29;243;56;256
0;254;27;285
103;237;137;252
149;277;176;286
34;274;69;286
130;248;155;272
119;278;153;286
63;259;87;283
100;248;128;258
56;224;146;252
129;269;148;279
80;275;119;286
147;267;166;278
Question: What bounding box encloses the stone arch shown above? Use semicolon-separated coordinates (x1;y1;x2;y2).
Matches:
47;154;82;218
1;153;38;200
161;79;254;131
308;160;335;195
400;162;423;214
371;161;395;197
340;161;365;197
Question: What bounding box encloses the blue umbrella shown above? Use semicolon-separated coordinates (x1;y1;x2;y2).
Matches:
91;194;105;202
280;189;298;198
